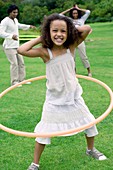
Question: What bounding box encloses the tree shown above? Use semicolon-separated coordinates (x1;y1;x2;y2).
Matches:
0;0;113;24
92;0;113;22
20;4;48;25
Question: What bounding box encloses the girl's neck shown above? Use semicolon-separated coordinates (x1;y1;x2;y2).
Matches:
52;44;66;50
51;46;67;57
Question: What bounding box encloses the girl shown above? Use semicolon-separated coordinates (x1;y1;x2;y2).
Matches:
60;4;92;77
17;13;107;170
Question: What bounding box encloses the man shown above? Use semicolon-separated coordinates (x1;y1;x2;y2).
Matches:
0;4;36;86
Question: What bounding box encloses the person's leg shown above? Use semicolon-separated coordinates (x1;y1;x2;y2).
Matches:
77;42;92;76
85;135;94;150
85;134;107;160
87;67;92;77
4;48;19;85
33;142;45;164
17;52;26;82
27;142;45;170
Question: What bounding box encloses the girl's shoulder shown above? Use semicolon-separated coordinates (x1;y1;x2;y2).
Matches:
39;47;50;63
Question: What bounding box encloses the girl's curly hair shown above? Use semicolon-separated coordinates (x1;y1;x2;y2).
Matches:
41;13;79;49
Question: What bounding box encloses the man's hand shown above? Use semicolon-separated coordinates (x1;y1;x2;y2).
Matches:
12;34;18;40
30;25;37;29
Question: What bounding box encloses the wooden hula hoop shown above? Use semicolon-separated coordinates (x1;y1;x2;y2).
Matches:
0;75;113;138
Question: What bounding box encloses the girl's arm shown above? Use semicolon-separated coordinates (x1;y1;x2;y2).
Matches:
73;25;91;47
17;36;43;58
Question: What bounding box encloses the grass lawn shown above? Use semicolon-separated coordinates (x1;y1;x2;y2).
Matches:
0;22;113;170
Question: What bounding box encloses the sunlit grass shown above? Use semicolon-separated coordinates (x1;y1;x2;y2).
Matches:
0;22;113;170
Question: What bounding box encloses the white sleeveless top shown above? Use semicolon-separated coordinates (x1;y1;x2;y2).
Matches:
34;48;98;140
45;48;83;105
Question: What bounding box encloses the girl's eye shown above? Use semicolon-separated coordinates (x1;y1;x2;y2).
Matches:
52;29;66;33
62;30;66;32
53;30;57;32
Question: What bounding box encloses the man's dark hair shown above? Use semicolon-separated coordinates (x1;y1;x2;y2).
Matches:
7;5;19;14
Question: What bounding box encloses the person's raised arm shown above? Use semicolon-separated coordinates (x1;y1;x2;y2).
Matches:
74;4;87;13
17;36;42;58
60;7;73;15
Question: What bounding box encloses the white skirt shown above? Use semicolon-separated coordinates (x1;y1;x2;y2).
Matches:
34;96;98;144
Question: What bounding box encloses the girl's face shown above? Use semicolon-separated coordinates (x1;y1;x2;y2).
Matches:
9;9;18;19
72;10;78;19
50;20;67;47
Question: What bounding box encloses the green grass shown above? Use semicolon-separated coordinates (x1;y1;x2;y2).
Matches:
0;22;113;170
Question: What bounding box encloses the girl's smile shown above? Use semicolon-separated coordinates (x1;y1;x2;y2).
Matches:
50;20;67;46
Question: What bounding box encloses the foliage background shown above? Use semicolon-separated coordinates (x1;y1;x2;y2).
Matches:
0;0;113;25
